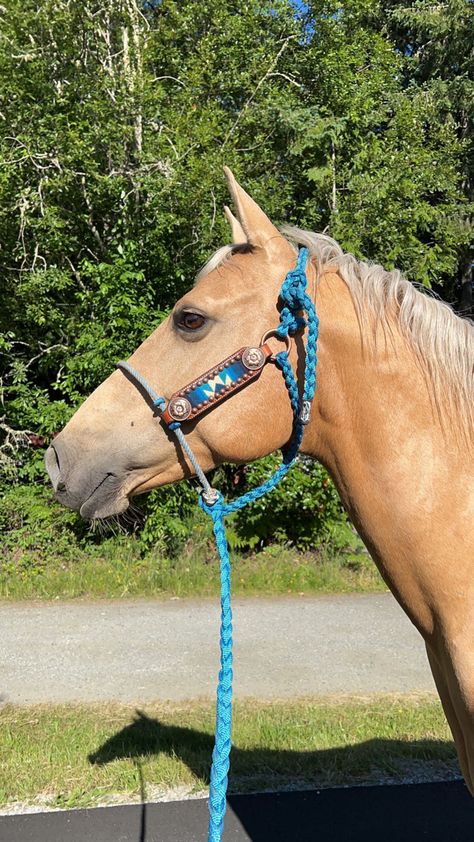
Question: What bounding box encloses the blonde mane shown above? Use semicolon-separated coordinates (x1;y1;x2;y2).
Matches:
283;226;473;441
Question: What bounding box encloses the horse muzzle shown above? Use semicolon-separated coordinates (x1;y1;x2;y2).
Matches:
44;439;128;519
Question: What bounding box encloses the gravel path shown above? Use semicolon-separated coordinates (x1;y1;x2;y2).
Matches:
0;593;435;704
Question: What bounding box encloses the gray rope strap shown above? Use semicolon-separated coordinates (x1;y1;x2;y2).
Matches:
116;360;216;502
116;360;166;408
172;426;217;501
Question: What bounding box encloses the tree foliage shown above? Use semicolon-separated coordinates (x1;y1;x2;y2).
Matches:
0;0;471;549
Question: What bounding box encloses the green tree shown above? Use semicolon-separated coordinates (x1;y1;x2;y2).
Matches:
382;0;474;312
282;0;471;292
0;0;302;476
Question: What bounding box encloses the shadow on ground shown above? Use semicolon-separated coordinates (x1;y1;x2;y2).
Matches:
1;714;470;842
82;711;471;842
88;708;457;787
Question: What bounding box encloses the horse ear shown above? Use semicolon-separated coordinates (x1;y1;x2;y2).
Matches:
223;205;247;244
224;166;287;251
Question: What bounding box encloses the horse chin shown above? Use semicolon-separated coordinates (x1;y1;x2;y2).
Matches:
79;489;129;520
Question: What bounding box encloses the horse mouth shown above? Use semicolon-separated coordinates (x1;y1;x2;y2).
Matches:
45;441;167;520
79;474;128;520
80;472;161;519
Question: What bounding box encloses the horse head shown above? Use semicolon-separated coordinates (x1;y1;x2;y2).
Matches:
44;169;313;519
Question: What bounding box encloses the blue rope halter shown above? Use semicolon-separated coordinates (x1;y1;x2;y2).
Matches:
117;248;319;842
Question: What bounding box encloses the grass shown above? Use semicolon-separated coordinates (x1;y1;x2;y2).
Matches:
0;696;458;811
1;485;385;600
0;541;385;601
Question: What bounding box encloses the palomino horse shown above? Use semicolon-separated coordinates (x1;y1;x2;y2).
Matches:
45;168;474;792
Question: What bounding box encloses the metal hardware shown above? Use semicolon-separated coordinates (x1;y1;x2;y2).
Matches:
241;346;266;371
168;397;192;421
260;329;292;361
299;400;312;425
201;487;220;506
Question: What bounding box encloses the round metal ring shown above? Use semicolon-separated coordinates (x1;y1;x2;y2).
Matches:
260;329;292;361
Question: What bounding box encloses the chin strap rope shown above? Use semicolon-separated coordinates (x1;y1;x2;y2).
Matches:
117;247;318;842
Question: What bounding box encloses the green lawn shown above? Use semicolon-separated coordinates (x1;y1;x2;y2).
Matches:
0;542;385;601
0;696;458;811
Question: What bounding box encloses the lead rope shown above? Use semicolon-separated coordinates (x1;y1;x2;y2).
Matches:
117;248;318;842
199;247;318;842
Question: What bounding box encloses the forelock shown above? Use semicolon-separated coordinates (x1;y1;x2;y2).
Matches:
195;242;255;284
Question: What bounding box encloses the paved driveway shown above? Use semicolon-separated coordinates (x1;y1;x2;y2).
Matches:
1;782;472;841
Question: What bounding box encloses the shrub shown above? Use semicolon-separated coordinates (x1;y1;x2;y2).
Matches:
223;455;346;551
0;455;347;569
0;484;90;569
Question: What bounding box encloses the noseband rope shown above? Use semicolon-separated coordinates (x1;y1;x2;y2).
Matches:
117;247;319;842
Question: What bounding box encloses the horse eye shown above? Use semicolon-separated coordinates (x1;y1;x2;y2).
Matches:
177;311;206;331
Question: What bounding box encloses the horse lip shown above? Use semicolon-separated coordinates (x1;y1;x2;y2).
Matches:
80;492;128;520
84;497;128;520
79;473;126;519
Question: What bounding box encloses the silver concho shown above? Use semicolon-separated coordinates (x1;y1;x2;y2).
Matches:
168;397;192;421
241;346;265;371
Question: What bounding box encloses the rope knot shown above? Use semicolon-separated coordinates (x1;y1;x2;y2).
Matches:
277;248;310;337
276;307;306;337
199;489;225;517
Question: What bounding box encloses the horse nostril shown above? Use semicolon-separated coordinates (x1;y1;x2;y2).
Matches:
57;481;67;493
45;444;62;491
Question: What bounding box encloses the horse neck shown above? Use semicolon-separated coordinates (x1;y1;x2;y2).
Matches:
302;270;469;635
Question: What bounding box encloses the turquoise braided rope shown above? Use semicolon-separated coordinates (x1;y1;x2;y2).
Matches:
116;250;318;842
206;501;233;842
200;247;319;842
